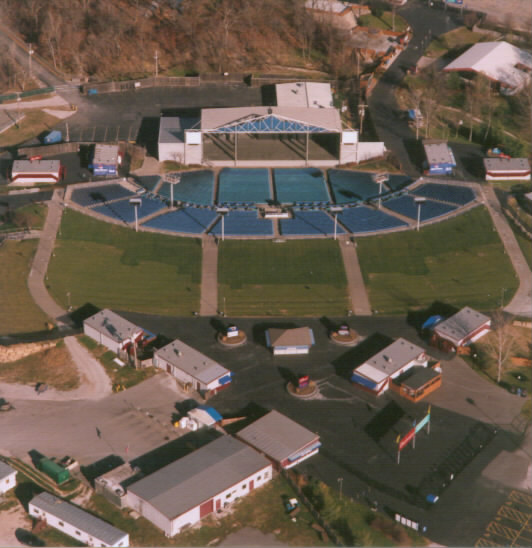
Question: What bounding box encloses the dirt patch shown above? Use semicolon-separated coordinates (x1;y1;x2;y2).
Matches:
0;341;80;391
0;501;31;548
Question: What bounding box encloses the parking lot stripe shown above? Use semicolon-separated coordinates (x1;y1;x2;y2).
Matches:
475;537;504;547
498;504;530;526
487;521;519;542
509;491;532;506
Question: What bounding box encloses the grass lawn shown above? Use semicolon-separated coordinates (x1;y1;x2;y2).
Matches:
77;335;157;389
358;12;408;32
218;240;349;316
0;240;49;335
0;110;60;147
0;203;47;233
47;210;202;316
0;339;79;390
357;207;519;314
426;27;484;57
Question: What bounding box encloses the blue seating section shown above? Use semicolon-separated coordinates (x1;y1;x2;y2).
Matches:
143;207;217;234
93;196;167;223
328;169;384;202
218;168;271;204
384;195;457;221
134;175;161;192
338;206;408;233
273;168;330;204
71;184;135;207
412;183;475;205
280;211;345;236
158;170;214;205
210;211;273;236
386;175;413;191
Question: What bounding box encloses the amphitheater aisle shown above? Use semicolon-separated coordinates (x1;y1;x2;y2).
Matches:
339;237;372;316
200;235;219;316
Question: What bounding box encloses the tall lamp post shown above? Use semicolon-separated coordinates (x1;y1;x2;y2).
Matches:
373;172;389;209
217;207;229;241
415;197;426;232
330;206;343;241
28;43;34;78
130;198;142;232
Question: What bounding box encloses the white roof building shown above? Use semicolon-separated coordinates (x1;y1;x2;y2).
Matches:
29;492;129;547
483;158;531;181
0;461;17;495
83;309;144;354
158;116;199;163
433;307;491;349
153;338;232;394
276;82;334;109
443;41;532;94
351;338;428;395
126;436;272;537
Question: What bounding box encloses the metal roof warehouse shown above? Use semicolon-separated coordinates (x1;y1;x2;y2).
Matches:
29;492;129;547
125;435;272;537
236;410;321;469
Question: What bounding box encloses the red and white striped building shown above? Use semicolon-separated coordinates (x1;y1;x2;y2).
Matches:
10;159;64;186
483;158;531;181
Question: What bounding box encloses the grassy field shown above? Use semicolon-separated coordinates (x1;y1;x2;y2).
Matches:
425;27;484;57
357;207;519;314
358;11;408;32
0;240;50;335
0;203;47;233
218;240;349;316
0;339;79;390
47;210;202;316
0;110;60;147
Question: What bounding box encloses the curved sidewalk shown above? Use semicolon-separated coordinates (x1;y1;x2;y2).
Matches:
479;185;532;317
27;189;73;328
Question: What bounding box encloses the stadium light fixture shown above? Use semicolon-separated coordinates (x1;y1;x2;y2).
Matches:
414;197;426;231
130;198;142;232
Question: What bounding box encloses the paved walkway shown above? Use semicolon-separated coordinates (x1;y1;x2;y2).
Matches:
200;235;219;316
339;238;372;316
479;185;532;317
27;189;73;327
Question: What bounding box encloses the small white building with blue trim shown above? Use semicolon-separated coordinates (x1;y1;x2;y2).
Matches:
423;140;456;175
153;339;232;396
0;461;17;495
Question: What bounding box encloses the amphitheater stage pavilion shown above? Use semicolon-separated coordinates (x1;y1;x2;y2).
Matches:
171;106;360;168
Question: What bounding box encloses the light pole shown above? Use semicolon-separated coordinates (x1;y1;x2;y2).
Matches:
217;208;229;241
338;477;343;499
130;198;142;232
169;174;180;208
330;207;342;241
154;50;159;78
66;291;71;310
28;44;34;78
373;172;389;209
415;197;426;231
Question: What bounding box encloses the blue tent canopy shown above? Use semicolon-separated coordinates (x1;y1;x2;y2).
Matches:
422;315;444;330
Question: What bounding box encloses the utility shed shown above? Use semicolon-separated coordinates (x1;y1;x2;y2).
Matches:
423;140;456;175
351;338;428;396
153;339;232;395
432;306;491;352
236;410;321;469
83;309;144;354
29;492;129;547
265;327;315;355
483;158;531;181
90;144;120;176
0;461;17;494
126;436;272;537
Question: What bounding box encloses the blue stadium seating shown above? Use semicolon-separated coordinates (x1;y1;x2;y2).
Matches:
71;184;136;207
328;170;382;202
280;210;345;236
143;207;217;234
386;174;413;191
133;175;161;192
210;210;273;236
158;170;214;205
383;195;457;221
93;196;167;223
412;183;475;205
273;168;330;204
218;168;271;204
338;206;408;233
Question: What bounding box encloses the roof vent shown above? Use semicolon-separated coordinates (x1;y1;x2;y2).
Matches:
384;355;392;363
268;107;273;114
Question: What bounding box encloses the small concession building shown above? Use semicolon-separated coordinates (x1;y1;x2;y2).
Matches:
266;327;315;355
153;339;232;395
10;159;64;186
431;306;491;352
483;158;531;181
90;144;120;176
29;492;129;547
125;435;272;537
351;338;428;396
236;410;321;469
83;309;144;355
423;140;456;175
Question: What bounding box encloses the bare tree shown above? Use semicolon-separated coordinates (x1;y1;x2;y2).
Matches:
483;311;517;384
